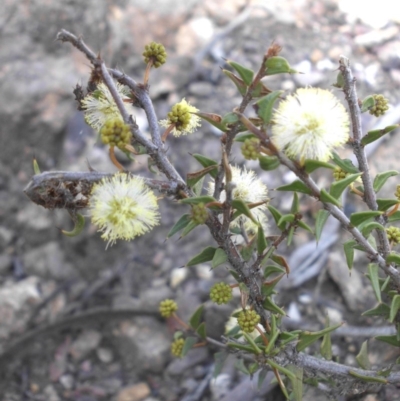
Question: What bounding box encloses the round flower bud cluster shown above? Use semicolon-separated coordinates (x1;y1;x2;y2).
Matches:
100;118;132;151
241;137;261;160
237;309;260;333
171;338;185;357
386;226;400;244
143;42;167;68
333;167;348;181
210;282;233;305
369;94;389;117
191;203;209;224
159;299;178;318
394;185;400;201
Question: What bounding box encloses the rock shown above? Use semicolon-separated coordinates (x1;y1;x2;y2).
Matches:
0;276;41;339
113;317;170;374
96;347;113;364
117;383;151;401
167;348;209;376
69;330;102;361
22;241;75;279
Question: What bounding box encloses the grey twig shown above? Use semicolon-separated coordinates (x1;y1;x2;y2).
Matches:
339;56;391;259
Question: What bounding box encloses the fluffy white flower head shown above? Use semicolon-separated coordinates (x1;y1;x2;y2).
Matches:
271;88;350;163
81;82;134;132
89;173;160;247
159;98;201;137
208;166;268;233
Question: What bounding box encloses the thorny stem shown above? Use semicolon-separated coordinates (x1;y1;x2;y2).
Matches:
339;56;392;261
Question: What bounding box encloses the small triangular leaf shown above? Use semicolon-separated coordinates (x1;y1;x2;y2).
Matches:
362;125;399;146
296;323;342;352
368;263;382;303
257;225;268;255
253;90;283;124
389;295;400;323
187;165;218;188
350;211;382;227
362;303;390;318
226;60;254;85
331;152;359;174
189;304;204;329
232;199;258;224
222;69;247;96
361;222;385;237
193;112;226;131
192;153;219;179
315;210;330;242
276;180;312;195
304;159;335;174
356;340;370;370
376;198;399;212
343;240;356;271
320;189;341;207
375;335;400;347
330;173;362;199
196;322;207;340
212;248;228;269
373;170;399;193
182;336;198;357
167;214;191;238
259;155;280;171
186;246;217;267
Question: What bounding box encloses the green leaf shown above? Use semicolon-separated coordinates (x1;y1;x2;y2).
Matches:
296;323;342;352
262;273;285;297
320;322;332;361
368;263;382;303
234;132;256;142
193;111;226;131
253;90;283;124
213;351;228;378
259;155;280;171
192;154;219;179
277;213;295;227
291;192;300;214
263;297;286;315
297;220;313;234
264;56;297;75
348;370;388;384
343;240;356;271
222;69;247;96
304;159;335;174
232;199;257;224
356;341;370;370
330;173;362;199
386;252;400;265
242;332;262;354
235;358;250;375
361;125;399;146
196;322;207;340
186;246;217;267
287;226;295;246
315;210;330;242
212;248;228;268
61;213;85;237
376;335;400;347
362;303;390;318
271;254;290;275
182;336;198;357
251;81;273;98
331;152;359;174
268;205;286;230
221;112;240;128
33;158;41;174
320;189;341;207
257;369;268;390
180;196;216;205
376;198;399;211
167;214;192;238
226;60;254;85
257;225;268;255
361;222;385;237
192;175;205;197
390;295;400;323
373;170;399;193
187;165;218;188
286;365;303;401
264;264;286;278
360;95;375;113
388;211;400;222
276;180;312;195
350;211;382;227
189;304;204;329
180;220;199;238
